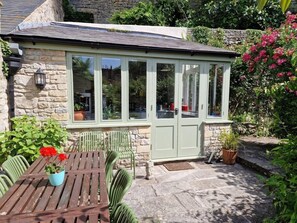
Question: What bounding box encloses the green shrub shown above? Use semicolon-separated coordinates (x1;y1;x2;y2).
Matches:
271;85;297;137
0;116;68;164
110;0;190;27
265;136;297;223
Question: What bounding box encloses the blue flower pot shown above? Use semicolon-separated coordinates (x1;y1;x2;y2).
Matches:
48;170;65;186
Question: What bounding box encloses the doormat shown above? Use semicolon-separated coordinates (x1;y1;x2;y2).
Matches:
163;162;194;171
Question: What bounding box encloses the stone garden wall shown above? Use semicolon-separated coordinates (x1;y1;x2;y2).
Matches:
69;0;141;23
203;122;231;157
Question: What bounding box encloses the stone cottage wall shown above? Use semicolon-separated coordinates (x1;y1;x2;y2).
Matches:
16;47;151;166
0;44;9;132
14;48;68;123
23;0;64;24
203;123;231;157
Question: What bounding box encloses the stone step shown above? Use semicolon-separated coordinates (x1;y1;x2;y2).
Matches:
236;136;281;176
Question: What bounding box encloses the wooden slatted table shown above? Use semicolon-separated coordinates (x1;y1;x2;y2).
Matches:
0;151;110;223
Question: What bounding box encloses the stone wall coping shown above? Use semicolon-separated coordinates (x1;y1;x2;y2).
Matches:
66;122;152;129
203;120;233;124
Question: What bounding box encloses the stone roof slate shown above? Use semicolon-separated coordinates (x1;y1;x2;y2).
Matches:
9;22;238;57
1;0;46;34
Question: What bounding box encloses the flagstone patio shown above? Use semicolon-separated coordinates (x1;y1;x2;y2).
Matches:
124;162;274;223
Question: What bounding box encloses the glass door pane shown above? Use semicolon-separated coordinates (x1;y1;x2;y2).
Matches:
182;64;200;118
156;63;175;119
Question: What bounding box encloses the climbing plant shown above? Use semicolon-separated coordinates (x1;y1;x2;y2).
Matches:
0;38;11;76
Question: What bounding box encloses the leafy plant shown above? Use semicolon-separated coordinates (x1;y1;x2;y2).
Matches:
219;130;239;151
265;136;297;223
110;0;191;27
74;102;85;111
0;116;68;164
0;38;11;76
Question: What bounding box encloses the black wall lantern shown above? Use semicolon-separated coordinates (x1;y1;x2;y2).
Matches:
34;68;46;89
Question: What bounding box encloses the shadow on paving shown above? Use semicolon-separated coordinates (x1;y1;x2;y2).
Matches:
124;162;274;223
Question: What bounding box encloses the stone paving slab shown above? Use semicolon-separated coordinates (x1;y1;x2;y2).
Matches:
124;162;274;223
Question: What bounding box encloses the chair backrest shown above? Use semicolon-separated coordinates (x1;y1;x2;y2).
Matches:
105;151;120;187
109;168;133;211
110;202;139;223
2;155;30;183
0;174;13;198
78;131;105;152
107;130;131;152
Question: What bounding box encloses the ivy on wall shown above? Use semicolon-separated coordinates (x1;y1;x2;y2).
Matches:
191;26;226;49
62;0;94;23
0;38;11;77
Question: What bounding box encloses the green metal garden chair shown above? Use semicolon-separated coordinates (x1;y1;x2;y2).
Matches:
108;168;133;213
77;131;106;152
2;155;30;183
110;202;139;223
106;130;135;178
0;174;13;198
105;151;120;190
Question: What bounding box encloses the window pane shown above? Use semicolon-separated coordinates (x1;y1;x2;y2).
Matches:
129;61;147;120
72;56;95;121
102;58;121;120
156;63;175;119
182;65;199;118
208;64;223;117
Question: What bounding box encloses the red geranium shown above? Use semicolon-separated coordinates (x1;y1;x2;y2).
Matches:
39;146;67;174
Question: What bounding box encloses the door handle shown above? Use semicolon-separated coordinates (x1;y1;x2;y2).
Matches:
174;108;179;115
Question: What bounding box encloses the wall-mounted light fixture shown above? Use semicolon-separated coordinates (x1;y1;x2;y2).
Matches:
34;68;46;89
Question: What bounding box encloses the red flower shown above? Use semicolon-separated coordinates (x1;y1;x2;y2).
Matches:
40;146;57;157
242;53;251;62
58;153;67;161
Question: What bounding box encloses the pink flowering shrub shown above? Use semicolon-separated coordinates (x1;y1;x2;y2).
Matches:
240;13;297;136
242;13;297;96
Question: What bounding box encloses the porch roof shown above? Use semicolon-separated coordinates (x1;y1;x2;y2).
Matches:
6;22;239;57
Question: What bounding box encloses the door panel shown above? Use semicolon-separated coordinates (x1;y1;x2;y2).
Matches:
152;61;202;160
178;64;201;157
152;62;178;160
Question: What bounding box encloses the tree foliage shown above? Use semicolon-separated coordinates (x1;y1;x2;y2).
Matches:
194;0;285;29
110;0;285;29
110;0;190;26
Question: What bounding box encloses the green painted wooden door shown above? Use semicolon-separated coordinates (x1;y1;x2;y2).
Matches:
152;61;203;160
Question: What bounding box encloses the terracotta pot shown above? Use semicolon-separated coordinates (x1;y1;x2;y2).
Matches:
74;110;85;120
222;148;237;165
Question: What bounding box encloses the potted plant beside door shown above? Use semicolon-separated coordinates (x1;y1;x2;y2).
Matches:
219;130;239;165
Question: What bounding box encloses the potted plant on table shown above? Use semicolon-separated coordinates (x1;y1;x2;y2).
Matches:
39;146;67;186
219;130;239;165
74;102;86;121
